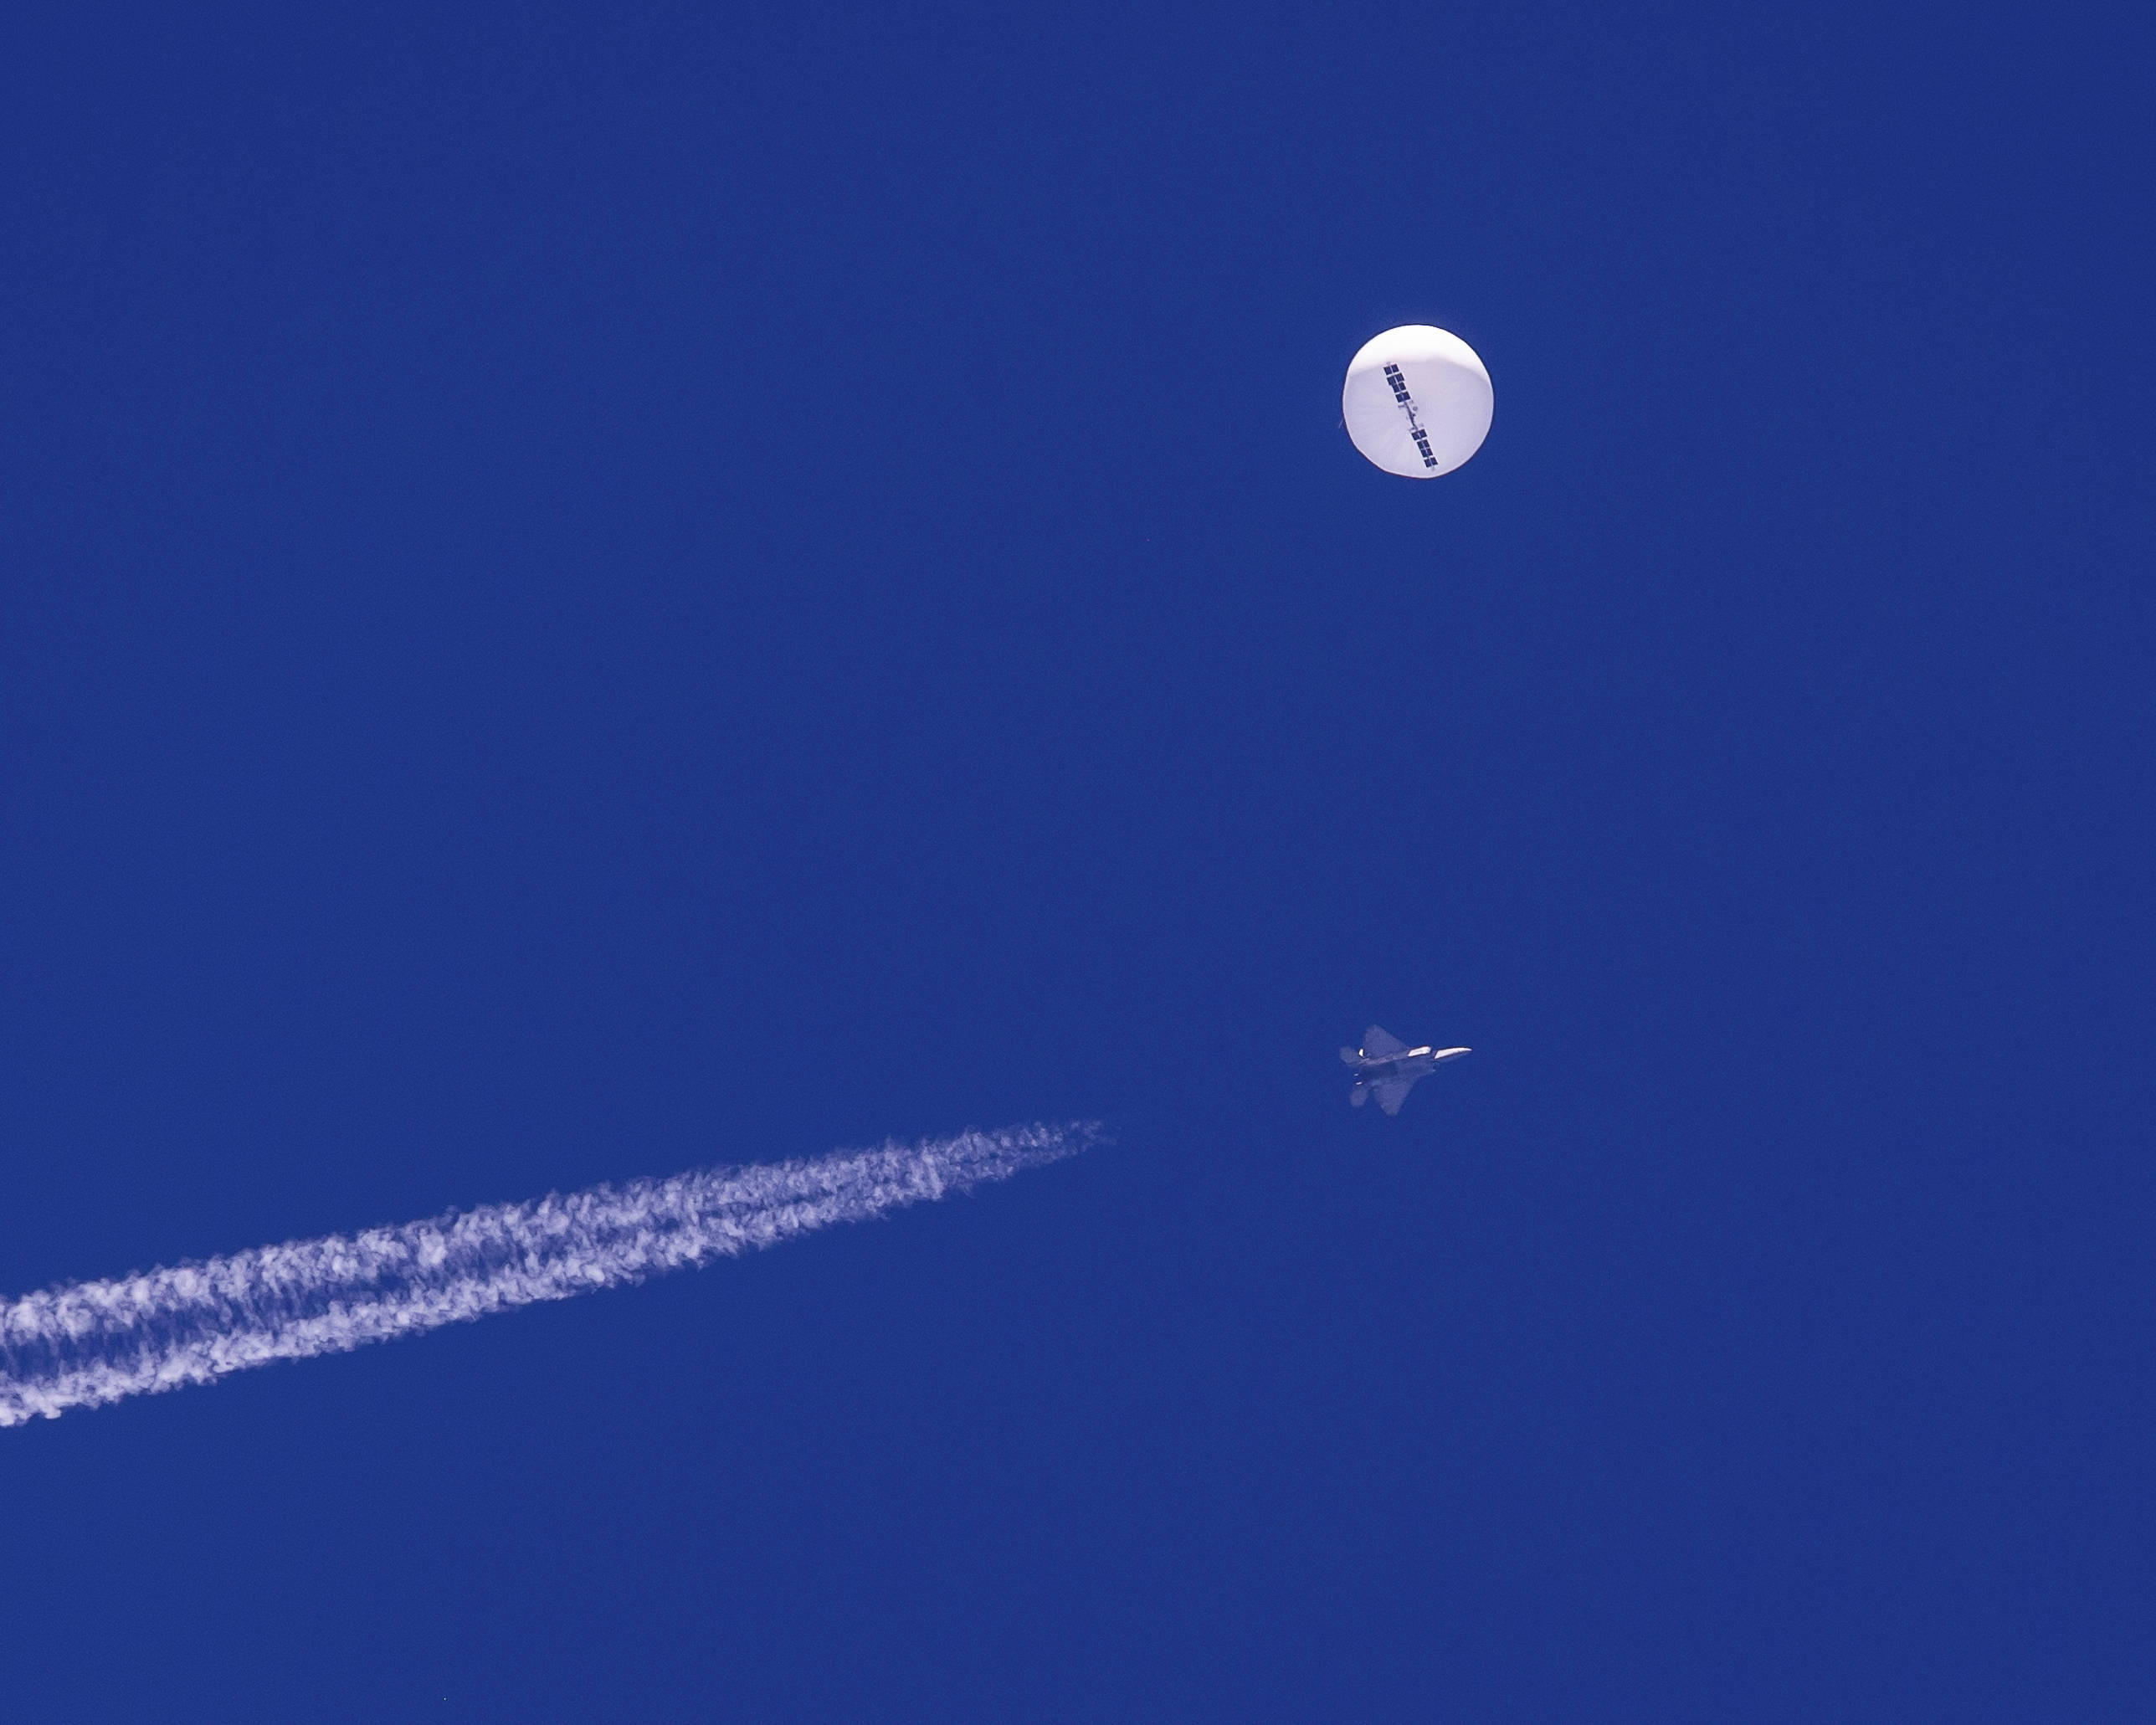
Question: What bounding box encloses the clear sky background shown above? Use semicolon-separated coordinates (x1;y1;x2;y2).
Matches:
2;3;2151;1719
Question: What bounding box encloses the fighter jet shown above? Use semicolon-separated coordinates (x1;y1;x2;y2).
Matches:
1341;1025;1471;1115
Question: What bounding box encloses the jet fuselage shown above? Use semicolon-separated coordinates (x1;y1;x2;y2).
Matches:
1341;1028;1471;1115
1353;1045;1471;1083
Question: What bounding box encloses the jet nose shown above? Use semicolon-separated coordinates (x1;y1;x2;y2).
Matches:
1435;1046;1471;1061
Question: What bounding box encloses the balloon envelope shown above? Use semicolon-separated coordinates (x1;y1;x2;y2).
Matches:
1342;326;1492;478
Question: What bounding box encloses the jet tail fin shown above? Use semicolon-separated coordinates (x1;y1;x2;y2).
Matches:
1340;1046;1363;1067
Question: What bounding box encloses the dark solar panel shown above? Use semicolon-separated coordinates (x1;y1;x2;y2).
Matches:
1378;361;1441;465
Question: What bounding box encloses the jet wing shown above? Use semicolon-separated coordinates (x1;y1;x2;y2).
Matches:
1369;1077;1417;1116
1361;1025;1408;1059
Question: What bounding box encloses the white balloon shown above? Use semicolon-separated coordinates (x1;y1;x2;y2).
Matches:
1342;326;1492;478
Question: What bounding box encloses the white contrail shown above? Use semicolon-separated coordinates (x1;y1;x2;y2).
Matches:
0;1122;1093;1429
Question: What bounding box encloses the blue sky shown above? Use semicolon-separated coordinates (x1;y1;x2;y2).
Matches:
2;3;2151;1718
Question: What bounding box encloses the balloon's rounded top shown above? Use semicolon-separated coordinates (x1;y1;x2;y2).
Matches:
1342;326;1492;478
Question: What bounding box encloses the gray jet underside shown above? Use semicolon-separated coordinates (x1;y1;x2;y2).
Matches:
1342;1024;1471;1115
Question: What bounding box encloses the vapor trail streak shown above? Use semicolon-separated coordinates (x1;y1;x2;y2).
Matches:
0;1123;1092;1428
